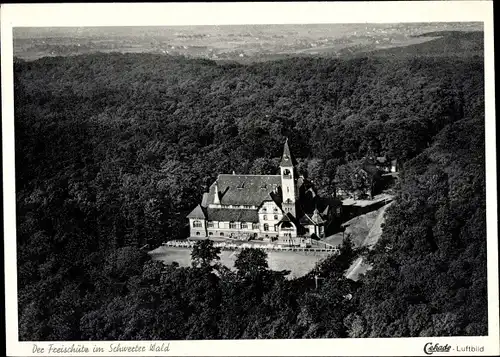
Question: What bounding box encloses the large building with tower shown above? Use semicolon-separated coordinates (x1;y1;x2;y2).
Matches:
187;139;342;245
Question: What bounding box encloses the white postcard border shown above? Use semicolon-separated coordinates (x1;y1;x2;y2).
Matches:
2;1;498;356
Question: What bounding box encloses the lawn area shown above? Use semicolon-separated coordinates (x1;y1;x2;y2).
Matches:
149;246;331;279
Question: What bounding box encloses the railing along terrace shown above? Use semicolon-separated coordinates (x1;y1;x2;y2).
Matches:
162;240;340;253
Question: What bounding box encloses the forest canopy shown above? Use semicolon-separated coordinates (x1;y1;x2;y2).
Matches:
14;48;486;339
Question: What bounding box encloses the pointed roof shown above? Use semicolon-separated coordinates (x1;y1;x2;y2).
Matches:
322;205;329;216
187;204;206;219
277;212;300;227
311;208;326;225
299;209;326;226
280;138;297;167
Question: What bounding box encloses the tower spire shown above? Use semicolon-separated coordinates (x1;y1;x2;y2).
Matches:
213;181;220;204
280;138;298;217
280;137;297;167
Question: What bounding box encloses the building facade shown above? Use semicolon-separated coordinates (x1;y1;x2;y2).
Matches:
187;139;342;245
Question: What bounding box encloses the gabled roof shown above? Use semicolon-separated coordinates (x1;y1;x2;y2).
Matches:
322;205;329;216
277;212;300;227
187;204;206;219
208;174;281;206
206;208;259;223
361;162;381;177
299;194;341;217
311;209;326;225
280;138;298;167
299;209;326;226
299;214;315;225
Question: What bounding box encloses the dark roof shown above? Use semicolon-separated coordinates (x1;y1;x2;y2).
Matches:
206;208;259;223
299;195;341;216
278;213;293;223
362;162;381;177
299;214;315;225
277;212;300;227
208;174;281;206
280;138;298;167
187;204;206;219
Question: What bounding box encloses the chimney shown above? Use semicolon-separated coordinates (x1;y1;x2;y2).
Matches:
214;181;220;204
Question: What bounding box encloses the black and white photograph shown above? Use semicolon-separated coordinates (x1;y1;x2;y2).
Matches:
2;2;498;356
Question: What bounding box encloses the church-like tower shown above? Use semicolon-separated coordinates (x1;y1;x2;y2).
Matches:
280;138;298;217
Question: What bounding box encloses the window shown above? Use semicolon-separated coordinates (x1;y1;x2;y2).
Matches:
274;215;278;220
229;222;237;229
274;226;277;232
286;199;292;204
241;223;248;229
264;223;269;231
287;187;289;193
193;220;202;228
209;232;213;236
196;232;200;236
263;215;267;220
252;223;259;230
274;208;278;212
207;221;214;228
262;208;267;212
220;232;224;236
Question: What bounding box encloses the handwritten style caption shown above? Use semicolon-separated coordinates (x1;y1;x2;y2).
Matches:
32;342;170;354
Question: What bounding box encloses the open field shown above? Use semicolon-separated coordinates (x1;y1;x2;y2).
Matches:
149;246;330;279
14;22;482;62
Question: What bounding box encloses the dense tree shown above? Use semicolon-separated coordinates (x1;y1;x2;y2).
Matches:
191;239;221;269
14;39;485;340
234;248;269;278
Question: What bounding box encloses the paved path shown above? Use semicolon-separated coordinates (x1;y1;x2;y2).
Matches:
344;201;394;281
